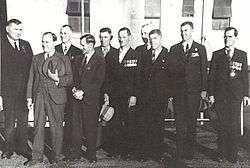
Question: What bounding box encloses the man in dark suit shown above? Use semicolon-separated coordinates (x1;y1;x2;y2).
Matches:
0;19;33;160
208;27;249;164
94;27;119;151
139;29;171;161
26;32;73;166
95;27;118;106
70;34;105;163
55;25;82;155
106;27;140;160
169;21;208;160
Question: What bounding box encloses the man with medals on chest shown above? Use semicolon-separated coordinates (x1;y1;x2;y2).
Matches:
208;27;250;165
106;27;140;160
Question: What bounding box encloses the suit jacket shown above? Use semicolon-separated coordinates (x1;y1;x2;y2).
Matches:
26;52;73;104
75;50;106;104
169;41;208;95
141;47;171;104
55;44;82;85
95;46;119;96
1;36;33;97
208;48;249;101
108;47;141;100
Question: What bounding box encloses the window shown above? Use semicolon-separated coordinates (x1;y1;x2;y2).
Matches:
66;0;90;33
144;0;161;28
182;0;194;17
212;0;232;30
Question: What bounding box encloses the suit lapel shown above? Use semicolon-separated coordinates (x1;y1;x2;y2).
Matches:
80;51;97;77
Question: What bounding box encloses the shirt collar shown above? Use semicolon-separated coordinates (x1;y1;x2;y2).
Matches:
7;35;20;49
101;45;110;52
62;42;71;50
182;39;193;49
44;51;55;59
119;46;130;54
152;46;162;60
85;50;95;63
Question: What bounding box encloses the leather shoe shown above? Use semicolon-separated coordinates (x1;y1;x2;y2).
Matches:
1;151;13;159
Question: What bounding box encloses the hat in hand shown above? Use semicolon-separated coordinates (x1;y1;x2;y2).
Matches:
99;103;114;122
42;55;66;78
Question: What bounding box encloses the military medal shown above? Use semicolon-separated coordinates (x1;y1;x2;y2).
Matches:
230;70;236;77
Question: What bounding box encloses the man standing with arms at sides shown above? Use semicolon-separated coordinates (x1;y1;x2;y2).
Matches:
94;27;119;151
139;29;171;162
0;19;33;162
169;21;208;161
70;34;105;163
55;24;82;155
107;27;140;160
26;32;73;166
208;27;249;165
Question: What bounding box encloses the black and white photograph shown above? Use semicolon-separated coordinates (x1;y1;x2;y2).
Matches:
0;0;250;167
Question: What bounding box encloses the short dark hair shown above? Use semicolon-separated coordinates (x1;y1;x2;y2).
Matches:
224;27;238;37
149;29;162;37
61;24;73;31
100;27;112;34
181;21;194;29
6;19;22;27
100;27;113;39
43;32;57;42
80;34;96;46
118;27;131;36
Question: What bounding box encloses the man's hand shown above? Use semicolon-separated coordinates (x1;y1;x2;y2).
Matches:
48;69;59;85
209;96;215;104
243;96;250;106
128;96;136;108
73;90;84;100
104;93;109;105
0;96;3;111
27;98;34;111
201;91;207;99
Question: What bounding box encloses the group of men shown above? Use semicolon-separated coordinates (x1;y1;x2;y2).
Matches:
0;18;249;167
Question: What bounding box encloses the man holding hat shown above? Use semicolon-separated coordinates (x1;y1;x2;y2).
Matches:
26;32;73;166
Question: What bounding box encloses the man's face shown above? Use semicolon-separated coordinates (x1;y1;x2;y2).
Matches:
118;30;130;48
60;26;72;43
80;38;92;54
141;25;151;44
99;31;112;47
6;23;23;41
181;24;193;42
224;29;237;48
42;34;55;53
150;33;161;50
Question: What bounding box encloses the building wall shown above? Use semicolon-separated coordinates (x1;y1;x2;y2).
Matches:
7;0;69;54
6;0;250;59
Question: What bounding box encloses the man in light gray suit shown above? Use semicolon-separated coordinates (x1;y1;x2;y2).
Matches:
26;32;73;166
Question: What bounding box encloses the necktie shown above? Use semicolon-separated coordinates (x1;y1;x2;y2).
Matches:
64;45;67;55
102;47;109;57
79;56;87;75
185;43;189;53
152;49;156;63
14;42;19;50
226;49;232;61
45;53;49;60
